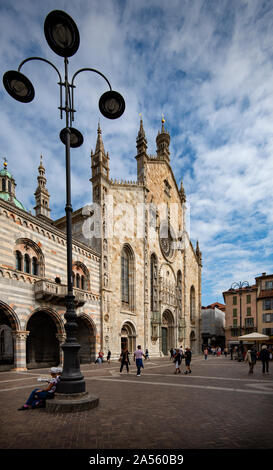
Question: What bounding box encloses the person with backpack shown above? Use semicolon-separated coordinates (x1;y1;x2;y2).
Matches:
184;347;192;374
119;347;130;374
245;346;257;374
260;345;270;374
173;348;182;374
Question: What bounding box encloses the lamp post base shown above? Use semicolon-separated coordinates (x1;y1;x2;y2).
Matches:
57;341;86;394
45;392;99;413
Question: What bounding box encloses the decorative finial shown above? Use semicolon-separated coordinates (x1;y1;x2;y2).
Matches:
98;120;101;134
161;113;166;132
3;157;7;168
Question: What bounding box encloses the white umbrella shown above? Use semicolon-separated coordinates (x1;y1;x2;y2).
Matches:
238;332;269;341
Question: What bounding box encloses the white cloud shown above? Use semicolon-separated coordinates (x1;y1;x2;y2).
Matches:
1;0;273;305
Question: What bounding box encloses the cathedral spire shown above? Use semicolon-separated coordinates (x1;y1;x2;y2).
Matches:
136;115;148;183
91;123;109;192
95;121;106;155
179;178;186;203
34;155;51;219
156;116;170;162
196;240;202;266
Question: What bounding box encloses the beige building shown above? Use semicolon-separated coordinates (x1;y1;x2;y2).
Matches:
0;119;202;371
256;273;273;340
223;285;257;347
223;273;273;348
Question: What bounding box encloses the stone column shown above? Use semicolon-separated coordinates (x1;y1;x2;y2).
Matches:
12;330;29;371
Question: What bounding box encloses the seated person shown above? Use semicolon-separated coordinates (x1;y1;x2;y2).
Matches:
18;367;60;410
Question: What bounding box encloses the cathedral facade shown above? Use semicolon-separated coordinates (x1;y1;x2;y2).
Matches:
0;119;202;371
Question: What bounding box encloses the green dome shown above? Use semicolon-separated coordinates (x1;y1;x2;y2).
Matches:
0;168;13;179
0;192;26;211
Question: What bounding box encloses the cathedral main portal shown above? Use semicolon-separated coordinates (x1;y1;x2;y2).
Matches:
161;310;175;355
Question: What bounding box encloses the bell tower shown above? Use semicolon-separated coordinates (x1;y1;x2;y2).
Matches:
156;117;170;162
34;155;51;219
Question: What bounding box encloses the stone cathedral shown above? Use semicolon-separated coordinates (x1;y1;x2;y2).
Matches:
0;119;202;371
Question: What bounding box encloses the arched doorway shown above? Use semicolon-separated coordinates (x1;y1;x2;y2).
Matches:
161;310;175;355
0;313;14;371
120;321;136;353
76;315;96;363
26;311;60;369
0;303;18;371
190;331;196;353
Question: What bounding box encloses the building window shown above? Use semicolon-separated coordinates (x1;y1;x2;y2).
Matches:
262;313;273;323
246;307;251;316
233;309;237;317
72;262;89;291
233;296;237;305
265;281;273;290
15;250;22;271
2;179;6;192
15;238;44;277
164;179;171;197
233;319;237;327
150;254;158;312
121;244;135;311
121;251;129;305
32;257;38;276
24;254;30;273
262;328;273;335
246;294;251;304
245;317;254;327
190;286;196;323
263;299;273;310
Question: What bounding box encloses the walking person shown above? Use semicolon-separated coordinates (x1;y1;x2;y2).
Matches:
260;345;270;374
245;346;257;374
18;367;59;410
134;345;145;376
170;348;174;360
184;347;192;374
173;348;182;374
204;347;208;360
107;350;111;364
119;347;130;374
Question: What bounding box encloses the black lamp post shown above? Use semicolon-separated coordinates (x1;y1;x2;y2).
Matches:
3;10;125;397
230;281;250;362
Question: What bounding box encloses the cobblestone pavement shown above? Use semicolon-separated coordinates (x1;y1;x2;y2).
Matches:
0;355;273;452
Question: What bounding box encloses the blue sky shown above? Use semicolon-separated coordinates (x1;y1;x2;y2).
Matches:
1;0;273;306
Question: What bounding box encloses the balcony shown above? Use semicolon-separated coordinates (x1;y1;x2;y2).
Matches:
34;279;86;306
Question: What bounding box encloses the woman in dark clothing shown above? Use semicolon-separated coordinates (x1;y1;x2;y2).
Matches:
184;347;192;374
120;348;130;374
260;345;270;374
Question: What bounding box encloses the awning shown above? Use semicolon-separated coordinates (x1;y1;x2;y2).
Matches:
238;332;269;341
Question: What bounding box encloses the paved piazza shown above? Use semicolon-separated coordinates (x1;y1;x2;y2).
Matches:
0;355;273;452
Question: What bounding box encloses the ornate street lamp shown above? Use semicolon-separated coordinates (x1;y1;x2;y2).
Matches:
3;10;125;406
229;281;250;362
